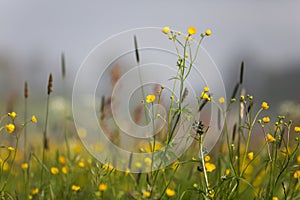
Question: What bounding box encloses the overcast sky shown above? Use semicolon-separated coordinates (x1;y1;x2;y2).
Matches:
0;1;299;102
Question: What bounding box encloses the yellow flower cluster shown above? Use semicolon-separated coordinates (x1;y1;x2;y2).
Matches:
293;170;300;179
8;112;17;120
162;26;212;41
200;86;211;101
102;163;114;172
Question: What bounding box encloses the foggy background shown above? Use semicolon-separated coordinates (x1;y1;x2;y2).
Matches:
0;0;299;119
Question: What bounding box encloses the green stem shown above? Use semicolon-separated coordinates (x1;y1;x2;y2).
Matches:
41;94;50;189
241;108;263;175
199;135;209;194
0;136;19;192
24;98;28;161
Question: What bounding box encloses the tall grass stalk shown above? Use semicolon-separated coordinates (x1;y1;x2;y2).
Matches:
24;81;28;160
61;53;71;159
40;73;53;191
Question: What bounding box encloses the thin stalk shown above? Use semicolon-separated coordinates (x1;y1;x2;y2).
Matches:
40;93;50;189
240;108;263;175
150;102;156;173
63;75;70;159
0;136;20;192
157;164;179;199
199;135;209;194
24;96;28;160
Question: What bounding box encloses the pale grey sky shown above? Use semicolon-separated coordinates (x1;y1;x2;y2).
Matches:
0;1;299;103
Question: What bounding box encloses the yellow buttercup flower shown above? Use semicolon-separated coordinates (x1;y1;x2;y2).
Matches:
31;115;37;123
183;36;194;41
62;166;68;174
261;102;269;110
166;188;176;197
125;168;130;176
162;26;170;34
240;95;245;101
143;142;163;152
201;92;210;101
2;162;9;171
266;133;276;143
98;183;107;191
8;112;17;120
294;126;300;133
78;161;85;168
135;162;142;168
293;170;300;179
102;163;114;171
205;29;212;36
205;162;216;172
146;94;155;103
247;152;254;160
71;185;80;192
204;155;211;162
203;86;210;92
59;155;66;165
21;163;29;169
188;26;197;35
208;189;215;198
7;146;15;151
225;169;230;175
144;157;152;166
31;188;39;195
5;123;15;134
262;117;270;123
50;167;59;175
272;197;279;200
143;190;151;198
219;97;225;103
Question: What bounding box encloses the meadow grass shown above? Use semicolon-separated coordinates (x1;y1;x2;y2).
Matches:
0;26;299;200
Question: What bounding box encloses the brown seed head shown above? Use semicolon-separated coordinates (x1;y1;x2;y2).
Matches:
24;81;28;98
61;53;66;79
47;73;53;95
